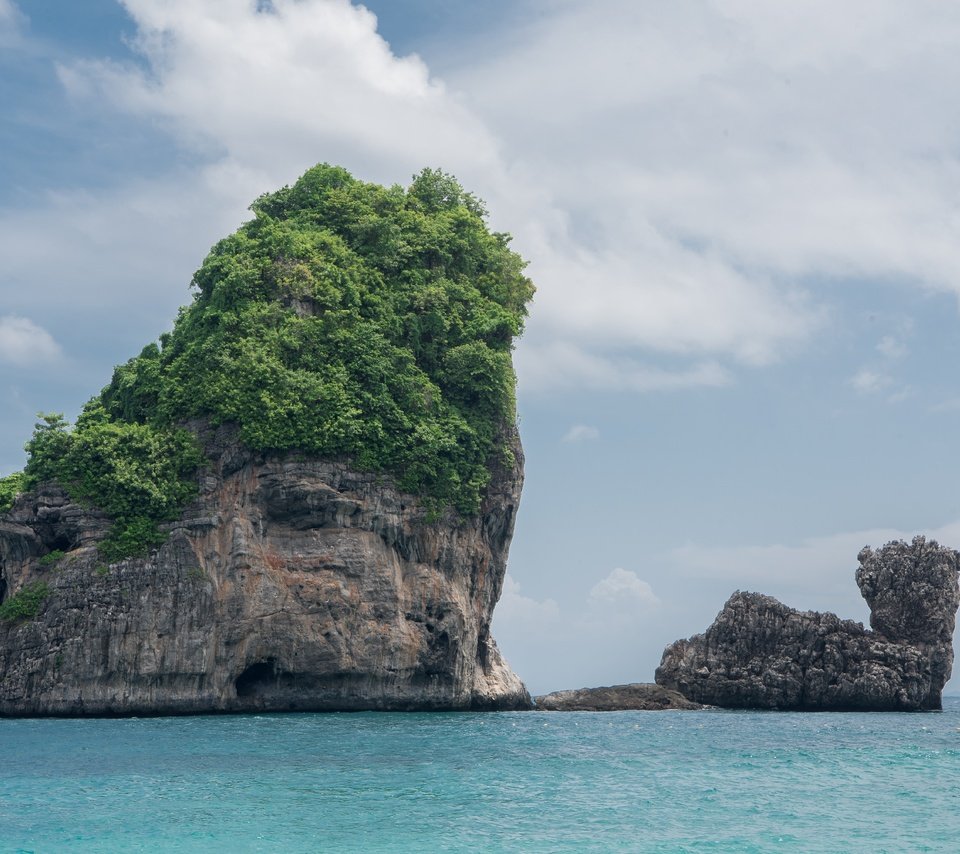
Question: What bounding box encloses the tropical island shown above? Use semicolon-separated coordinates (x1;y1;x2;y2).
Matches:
0;164;534;715
1;165;958;717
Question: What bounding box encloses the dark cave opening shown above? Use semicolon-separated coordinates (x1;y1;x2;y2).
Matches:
45;534;75;554
234;659;278;698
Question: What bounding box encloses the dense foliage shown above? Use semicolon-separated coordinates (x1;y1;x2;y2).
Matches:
4;165;532;562
0;472;23;513
99;165;533;514
22;412;203;562
0;581;50;623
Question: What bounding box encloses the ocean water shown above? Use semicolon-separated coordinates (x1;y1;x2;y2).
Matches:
2;700;959;853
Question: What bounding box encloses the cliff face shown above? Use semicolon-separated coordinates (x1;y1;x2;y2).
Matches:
655;537;960;711
0;425;530;715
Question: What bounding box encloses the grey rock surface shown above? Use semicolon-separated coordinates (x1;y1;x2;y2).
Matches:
534;683;702;711
0;425;531;715
656;537;960;711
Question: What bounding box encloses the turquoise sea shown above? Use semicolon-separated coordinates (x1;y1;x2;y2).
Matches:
2;699;959;853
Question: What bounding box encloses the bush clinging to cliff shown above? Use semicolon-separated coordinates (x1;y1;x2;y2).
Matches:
0;472;23;514
22;411;203;562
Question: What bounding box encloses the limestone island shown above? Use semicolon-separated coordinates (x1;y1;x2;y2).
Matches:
0;165;535;715
656;536;960;711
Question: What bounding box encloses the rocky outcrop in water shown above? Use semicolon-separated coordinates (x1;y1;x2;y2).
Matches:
0;425;530;715
655;537;960;711
534;683;702;711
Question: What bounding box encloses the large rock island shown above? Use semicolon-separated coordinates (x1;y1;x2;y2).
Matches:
0;165;534;715
656;537;960;711
0;427;528;714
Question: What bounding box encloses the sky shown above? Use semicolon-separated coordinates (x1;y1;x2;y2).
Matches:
3;0;960;695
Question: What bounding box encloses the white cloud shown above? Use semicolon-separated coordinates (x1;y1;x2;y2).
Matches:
495;575;560;627
516;341;731;393
930;397;960;414
9;0;960;399
669;520;960;611
46;0;832;395
561;424;599;443
0;316;61;366
493;569;667;693
60;0;499;193
0;0;504;380
0;0;19;25
885;385;913;404
877;335;909;360
587;568;661;611
517;226;821;368
450;0;960;369
0;0;23;46
849;368;892;395
0;174;251;316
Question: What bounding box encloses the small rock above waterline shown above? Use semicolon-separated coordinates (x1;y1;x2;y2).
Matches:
655;536;960;711
534;683;702;711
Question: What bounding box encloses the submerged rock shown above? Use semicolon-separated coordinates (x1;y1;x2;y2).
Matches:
0;425;531;715
534;683;702;711
655;537;960;711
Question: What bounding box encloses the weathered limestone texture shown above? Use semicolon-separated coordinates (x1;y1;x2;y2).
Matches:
534;683;702;711
656;537;960;711
0;425;530;715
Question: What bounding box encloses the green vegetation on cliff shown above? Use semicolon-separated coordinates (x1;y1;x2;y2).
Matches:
0;581;50;623
7;165;533;559
22;412;203;562
0;472;23;514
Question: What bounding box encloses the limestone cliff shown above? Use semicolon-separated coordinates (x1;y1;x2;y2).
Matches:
655;537;960;711
0;424;530;715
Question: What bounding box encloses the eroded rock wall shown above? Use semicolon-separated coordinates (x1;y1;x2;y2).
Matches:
655;537;960;711
0;426;530;715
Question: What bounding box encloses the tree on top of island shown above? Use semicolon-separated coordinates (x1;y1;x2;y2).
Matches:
1;165;534;562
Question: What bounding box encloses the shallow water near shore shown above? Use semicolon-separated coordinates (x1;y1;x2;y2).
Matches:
2;698;959;853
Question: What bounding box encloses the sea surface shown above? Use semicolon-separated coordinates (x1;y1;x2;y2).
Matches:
2;699;959;853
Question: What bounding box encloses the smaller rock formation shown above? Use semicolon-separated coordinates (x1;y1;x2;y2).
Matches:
655;537;960;711
534;683;702;711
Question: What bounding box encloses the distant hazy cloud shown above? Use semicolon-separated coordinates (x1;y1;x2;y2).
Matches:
930;397;960;414
493;568;666;693
0;0;19;24
849;368;893;395
877;336;909;360
0;0;22;45
495;575;560;627
516;341;731;393
0;315;60;366
666;522;960;612
562;424;599;443
587;568;661;611
0;174;251;319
